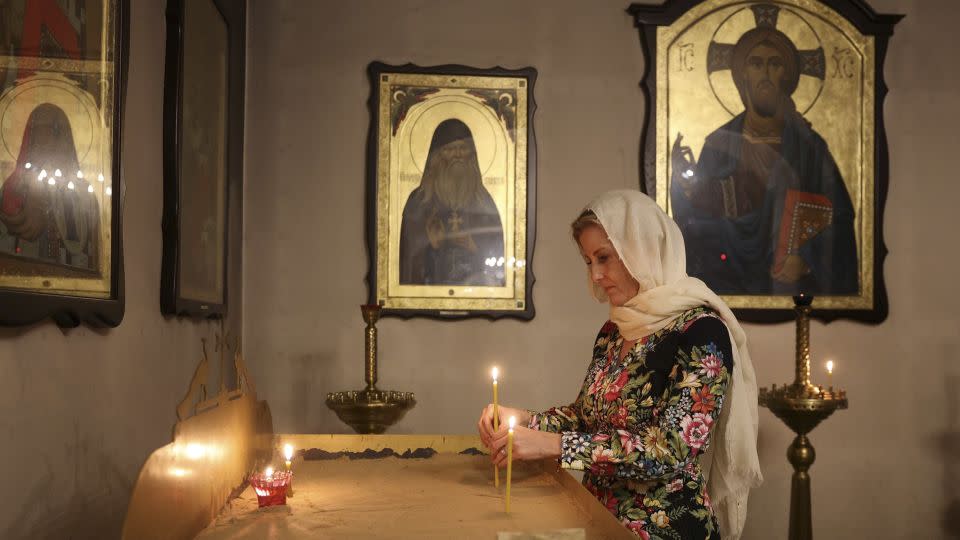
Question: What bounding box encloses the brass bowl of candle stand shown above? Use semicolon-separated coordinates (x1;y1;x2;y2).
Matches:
759;384;848;435
326;389;416;434
326;304;416;433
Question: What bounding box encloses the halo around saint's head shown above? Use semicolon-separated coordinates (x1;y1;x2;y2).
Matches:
0;72;100;165
403;95;502;177
707;3;826;117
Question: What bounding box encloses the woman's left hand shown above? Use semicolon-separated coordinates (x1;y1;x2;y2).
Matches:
489;426;562;467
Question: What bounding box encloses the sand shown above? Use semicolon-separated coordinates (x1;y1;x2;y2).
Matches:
194;454;625;539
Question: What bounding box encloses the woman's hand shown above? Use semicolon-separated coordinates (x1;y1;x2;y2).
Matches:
488;425;561;467
477;404;530;449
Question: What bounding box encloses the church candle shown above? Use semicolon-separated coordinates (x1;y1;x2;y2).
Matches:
492;367;500;487
506;416;515;513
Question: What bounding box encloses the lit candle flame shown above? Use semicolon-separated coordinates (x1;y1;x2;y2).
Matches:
283;443;294;461
491;366;498;382
508;416;516;430
265;466;274;478
826;360;834;375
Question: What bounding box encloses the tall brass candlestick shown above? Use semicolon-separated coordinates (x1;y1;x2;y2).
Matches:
759;295;848;540
794;297;812;388
364;305;379;390
326;305;416;433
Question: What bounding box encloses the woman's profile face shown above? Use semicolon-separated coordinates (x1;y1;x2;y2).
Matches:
577;224;640;307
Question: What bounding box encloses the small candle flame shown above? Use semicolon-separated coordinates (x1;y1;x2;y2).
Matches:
283;443;294;461
508;416;516;430
826;360;834;375
491;366;499;382
265;466;274;478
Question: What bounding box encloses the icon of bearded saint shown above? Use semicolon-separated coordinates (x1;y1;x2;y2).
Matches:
399;119;505;286
0;103;100;271
670;5;858;297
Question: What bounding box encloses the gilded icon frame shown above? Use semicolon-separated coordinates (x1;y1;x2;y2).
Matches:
629;0;901;323
365;62;538;320
0;0;129;328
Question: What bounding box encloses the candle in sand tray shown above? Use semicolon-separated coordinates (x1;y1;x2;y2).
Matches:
284;443;295;496
506;416;515;513
826;360;835;389
492;367;500;487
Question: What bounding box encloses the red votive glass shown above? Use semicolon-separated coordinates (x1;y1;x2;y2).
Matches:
249;470;292;507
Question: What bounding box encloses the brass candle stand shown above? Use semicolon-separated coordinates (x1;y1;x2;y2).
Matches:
758;295;848;540
326;304;416;434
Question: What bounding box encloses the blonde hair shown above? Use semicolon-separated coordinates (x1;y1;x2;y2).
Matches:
571;209;602;242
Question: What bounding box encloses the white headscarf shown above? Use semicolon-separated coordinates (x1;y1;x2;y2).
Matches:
582;189;762;540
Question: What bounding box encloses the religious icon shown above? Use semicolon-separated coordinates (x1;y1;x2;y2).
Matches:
399;118;505;287
367;63;537;319
630;0;901;322
2;103;101;271
162;0;243;318
671;4;858;297
0;0;128;327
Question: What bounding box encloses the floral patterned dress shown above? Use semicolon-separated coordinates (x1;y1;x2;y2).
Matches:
530;307;732;540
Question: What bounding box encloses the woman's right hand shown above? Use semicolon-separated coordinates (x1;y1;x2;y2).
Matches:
477;404;531;449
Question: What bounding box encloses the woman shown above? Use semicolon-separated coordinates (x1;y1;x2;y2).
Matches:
478;190;762;539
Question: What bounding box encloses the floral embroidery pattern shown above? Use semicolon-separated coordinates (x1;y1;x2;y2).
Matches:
530;308;732;539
